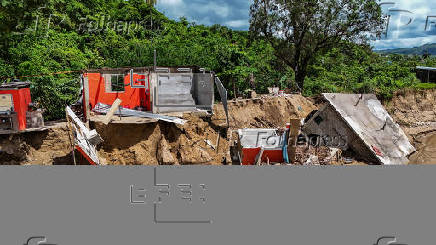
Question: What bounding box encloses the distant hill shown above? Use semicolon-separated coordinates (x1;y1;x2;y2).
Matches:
376;43;436;55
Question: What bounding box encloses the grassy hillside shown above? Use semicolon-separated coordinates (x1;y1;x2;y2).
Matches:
1;1;436;120
377;43;436;55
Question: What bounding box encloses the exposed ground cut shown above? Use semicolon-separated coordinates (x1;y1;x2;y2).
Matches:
0;94;316;165
1;91;435;165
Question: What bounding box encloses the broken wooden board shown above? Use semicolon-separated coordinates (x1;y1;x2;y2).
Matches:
90;115;158;125
103;98;122;125
66;106;102;165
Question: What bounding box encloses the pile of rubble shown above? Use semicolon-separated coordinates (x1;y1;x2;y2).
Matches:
232;93;416;166
1;90;430;166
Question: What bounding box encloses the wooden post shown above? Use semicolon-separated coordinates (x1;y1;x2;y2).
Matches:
82;75;91;127
65;110;77;165
288;118;302;164
255;147;265;165
215;131;221;153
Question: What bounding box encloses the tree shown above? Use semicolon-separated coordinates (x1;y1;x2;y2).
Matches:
249;0;384;91
145;0;157;5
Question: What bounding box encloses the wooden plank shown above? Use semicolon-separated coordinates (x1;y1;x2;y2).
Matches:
288;118;302;163
66;106;101;165
90;115;158;125
103;99;122;125
65;110;77;165
83;75;91;124
255;147;265;165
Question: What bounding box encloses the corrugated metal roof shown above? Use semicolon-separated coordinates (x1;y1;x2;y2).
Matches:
0;81;31;89
416;66;436;71
322;93;415;165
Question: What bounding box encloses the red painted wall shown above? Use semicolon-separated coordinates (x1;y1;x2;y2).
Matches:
84;73;151;112
241;148;284;165
0;87;32;130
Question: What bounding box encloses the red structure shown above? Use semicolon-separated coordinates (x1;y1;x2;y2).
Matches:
81;66;225;125
83;72;151;113
0;82;32;131
241;148;284;165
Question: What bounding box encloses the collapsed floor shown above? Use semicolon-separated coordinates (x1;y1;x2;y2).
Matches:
1;89;435;165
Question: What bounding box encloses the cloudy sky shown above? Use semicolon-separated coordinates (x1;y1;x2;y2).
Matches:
156;0;436;50
156;0;251;29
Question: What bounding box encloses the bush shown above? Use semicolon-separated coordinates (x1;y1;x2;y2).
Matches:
413;83;436;90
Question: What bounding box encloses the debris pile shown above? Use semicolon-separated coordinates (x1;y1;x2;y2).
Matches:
1;89;433;165
302;93;415;165
231;93;416;166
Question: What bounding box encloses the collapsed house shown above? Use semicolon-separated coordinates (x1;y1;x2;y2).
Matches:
80;66;228;125
302;93;415;165
71;66;229;165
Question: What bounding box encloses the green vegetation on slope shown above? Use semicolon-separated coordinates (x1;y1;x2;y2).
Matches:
0;0;435;120
377;43;436;55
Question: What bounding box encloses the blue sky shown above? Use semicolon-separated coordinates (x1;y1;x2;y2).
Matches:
156;0;436;50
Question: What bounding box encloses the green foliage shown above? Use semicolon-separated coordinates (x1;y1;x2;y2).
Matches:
414;83;436;90
5;31;90;120
0;0;434;120
304;43;430;100
250;0;384;89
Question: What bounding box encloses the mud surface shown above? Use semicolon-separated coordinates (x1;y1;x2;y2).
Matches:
386;89;436;139
0;123;74;165
385;89;436;164
1;90;435;165
409;132;436;164
0;94;316;165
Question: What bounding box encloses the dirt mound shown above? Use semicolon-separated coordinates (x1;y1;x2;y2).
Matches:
0;94;316;165
212;95;317;129
409;132;436;164
0;123;74;165
385;89;436;164
92;114;229;165
93;94;316;165
386;89;436;139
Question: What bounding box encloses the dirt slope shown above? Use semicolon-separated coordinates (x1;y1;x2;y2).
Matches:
1;90;435;166
385;89;436;164
0;123;74;165
0;94;316;165
212;95;317;129
409;132;436;164
386;89;436;138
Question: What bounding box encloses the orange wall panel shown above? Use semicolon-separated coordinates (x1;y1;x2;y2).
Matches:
0;87;32;130
85;73;150;111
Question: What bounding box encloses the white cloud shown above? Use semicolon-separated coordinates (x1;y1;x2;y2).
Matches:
156;0;187;18
158;0;184;6
373;36;436;50
371;0;436;49
192;2;231;18
225;19;248;28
